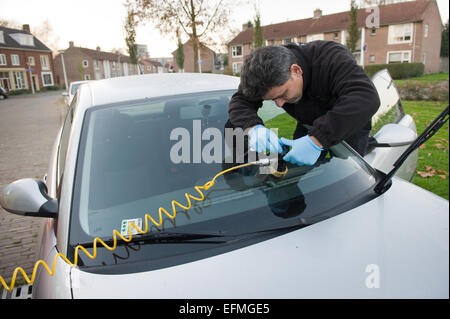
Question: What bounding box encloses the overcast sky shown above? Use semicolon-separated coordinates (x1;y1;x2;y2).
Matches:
2;0;449;57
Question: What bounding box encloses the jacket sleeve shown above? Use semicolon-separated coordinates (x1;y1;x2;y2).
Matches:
308;45;380;149
228;84;264;130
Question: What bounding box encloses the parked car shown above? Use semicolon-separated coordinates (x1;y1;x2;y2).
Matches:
62;80;89;106
0;86;8;99
1;72;448;298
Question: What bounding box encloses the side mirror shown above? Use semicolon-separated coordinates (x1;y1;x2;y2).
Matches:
372;124;416;147
0;179;58;218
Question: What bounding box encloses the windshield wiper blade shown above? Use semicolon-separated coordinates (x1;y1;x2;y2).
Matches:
374;105;449;195
77;231;227;248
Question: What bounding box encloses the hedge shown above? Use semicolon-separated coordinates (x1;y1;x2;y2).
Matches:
365;62;424;79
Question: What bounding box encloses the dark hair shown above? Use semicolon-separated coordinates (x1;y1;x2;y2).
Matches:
240;46;297;100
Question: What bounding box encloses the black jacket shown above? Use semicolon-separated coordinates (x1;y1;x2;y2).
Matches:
228;41;380;149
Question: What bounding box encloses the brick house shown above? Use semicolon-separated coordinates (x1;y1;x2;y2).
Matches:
228;0;443;74
0;24;55;92
172;39;216;72
139;57;163;74
53;41;140;88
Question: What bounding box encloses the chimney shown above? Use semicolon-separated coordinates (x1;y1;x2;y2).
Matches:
96;46;101;51
22;24;31;33
69;41;74;48
242;23;249;31
313;8;322;19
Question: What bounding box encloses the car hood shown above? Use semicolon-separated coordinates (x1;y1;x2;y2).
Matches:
71;177;449;298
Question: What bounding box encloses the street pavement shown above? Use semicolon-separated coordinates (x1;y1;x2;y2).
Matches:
0;91;66;287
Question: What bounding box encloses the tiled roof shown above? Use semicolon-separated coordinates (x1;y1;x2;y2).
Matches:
0;26;52;52
229;0;431;45
59;46;133;63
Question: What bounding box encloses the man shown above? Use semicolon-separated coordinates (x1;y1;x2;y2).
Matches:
228;40;380;166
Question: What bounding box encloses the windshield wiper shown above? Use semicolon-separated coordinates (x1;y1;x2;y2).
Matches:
374;105;449;195
77;231;228;248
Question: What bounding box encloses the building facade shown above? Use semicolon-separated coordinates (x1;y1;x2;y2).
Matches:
172;40;216;73
53;42;140;88
228;0;443;74
0;24;55;92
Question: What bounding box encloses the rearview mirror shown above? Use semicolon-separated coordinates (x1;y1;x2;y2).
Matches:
0;178;58;218
372;124;417;147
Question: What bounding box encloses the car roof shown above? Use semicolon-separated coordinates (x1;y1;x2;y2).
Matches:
80;73;241;107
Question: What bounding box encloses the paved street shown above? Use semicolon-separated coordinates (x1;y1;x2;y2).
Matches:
0;91;66;286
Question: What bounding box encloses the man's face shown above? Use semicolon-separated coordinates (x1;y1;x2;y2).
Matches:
262;64;304;108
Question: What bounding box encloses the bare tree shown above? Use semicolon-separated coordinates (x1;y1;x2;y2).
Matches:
32;19;61;53
126;0;234;72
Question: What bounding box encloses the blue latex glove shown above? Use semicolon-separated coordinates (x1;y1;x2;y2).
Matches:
280;135;323;166
249;124;283;154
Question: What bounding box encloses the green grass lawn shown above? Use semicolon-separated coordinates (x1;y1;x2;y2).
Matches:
403;101;449;200
395;72;449;86
265;100;449;199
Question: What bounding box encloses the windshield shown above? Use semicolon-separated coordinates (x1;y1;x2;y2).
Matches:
69;90;378;270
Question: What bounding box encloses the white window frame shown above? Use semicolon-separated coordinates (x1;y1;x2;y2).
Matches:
306;33;324;42
232;62;243;75
0;31;4;44
13;71;26;89
424;24;429;38
83;74;91;81
231;45;243;57
11;54;20;66
386;50;412;64
82;59;89;68
94;60;100;69
369;55;376;63
388;23;413;44
40;55;49;70
41;71;54;86
0;54;6;66
28;56;35;66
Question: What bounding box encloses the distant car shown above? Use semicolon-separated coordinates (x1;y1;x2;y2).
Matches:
1;72;448;298
0;86;8;99
62;80;89;105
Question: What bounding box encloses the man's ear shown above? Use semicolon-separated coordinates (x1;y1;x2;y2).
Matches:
290;64;303;76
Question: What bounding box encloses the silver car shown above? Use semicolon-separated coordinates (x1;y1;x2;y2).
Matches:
1;72;448;298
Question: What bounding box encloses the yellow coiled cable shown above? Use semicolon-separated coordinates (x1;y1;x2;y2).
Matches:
0;162;255;293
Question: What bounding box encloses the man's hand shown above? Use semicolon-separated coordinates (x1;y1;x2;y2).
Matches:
280;135;323;166
248;124;283;153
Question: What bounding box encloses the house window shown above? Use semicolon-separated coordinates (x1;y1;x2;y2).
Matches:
9;33;34;46
0;54;6;65
83;74;91;81
306;33;324;42
231;46;243;57
82;60;89;68
28;56;35;66
424;24;429;38
333;32;339;40
283;38;293;44
41;55;51;70
13;71;26;89
0;31;4;44
388;23;413;44
422;53;427;65
369;55;375;63
371;28;377;35
387;51;411;64
41;72;54;86
232;62;243;75
94;60;100;69
11;54;20;66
